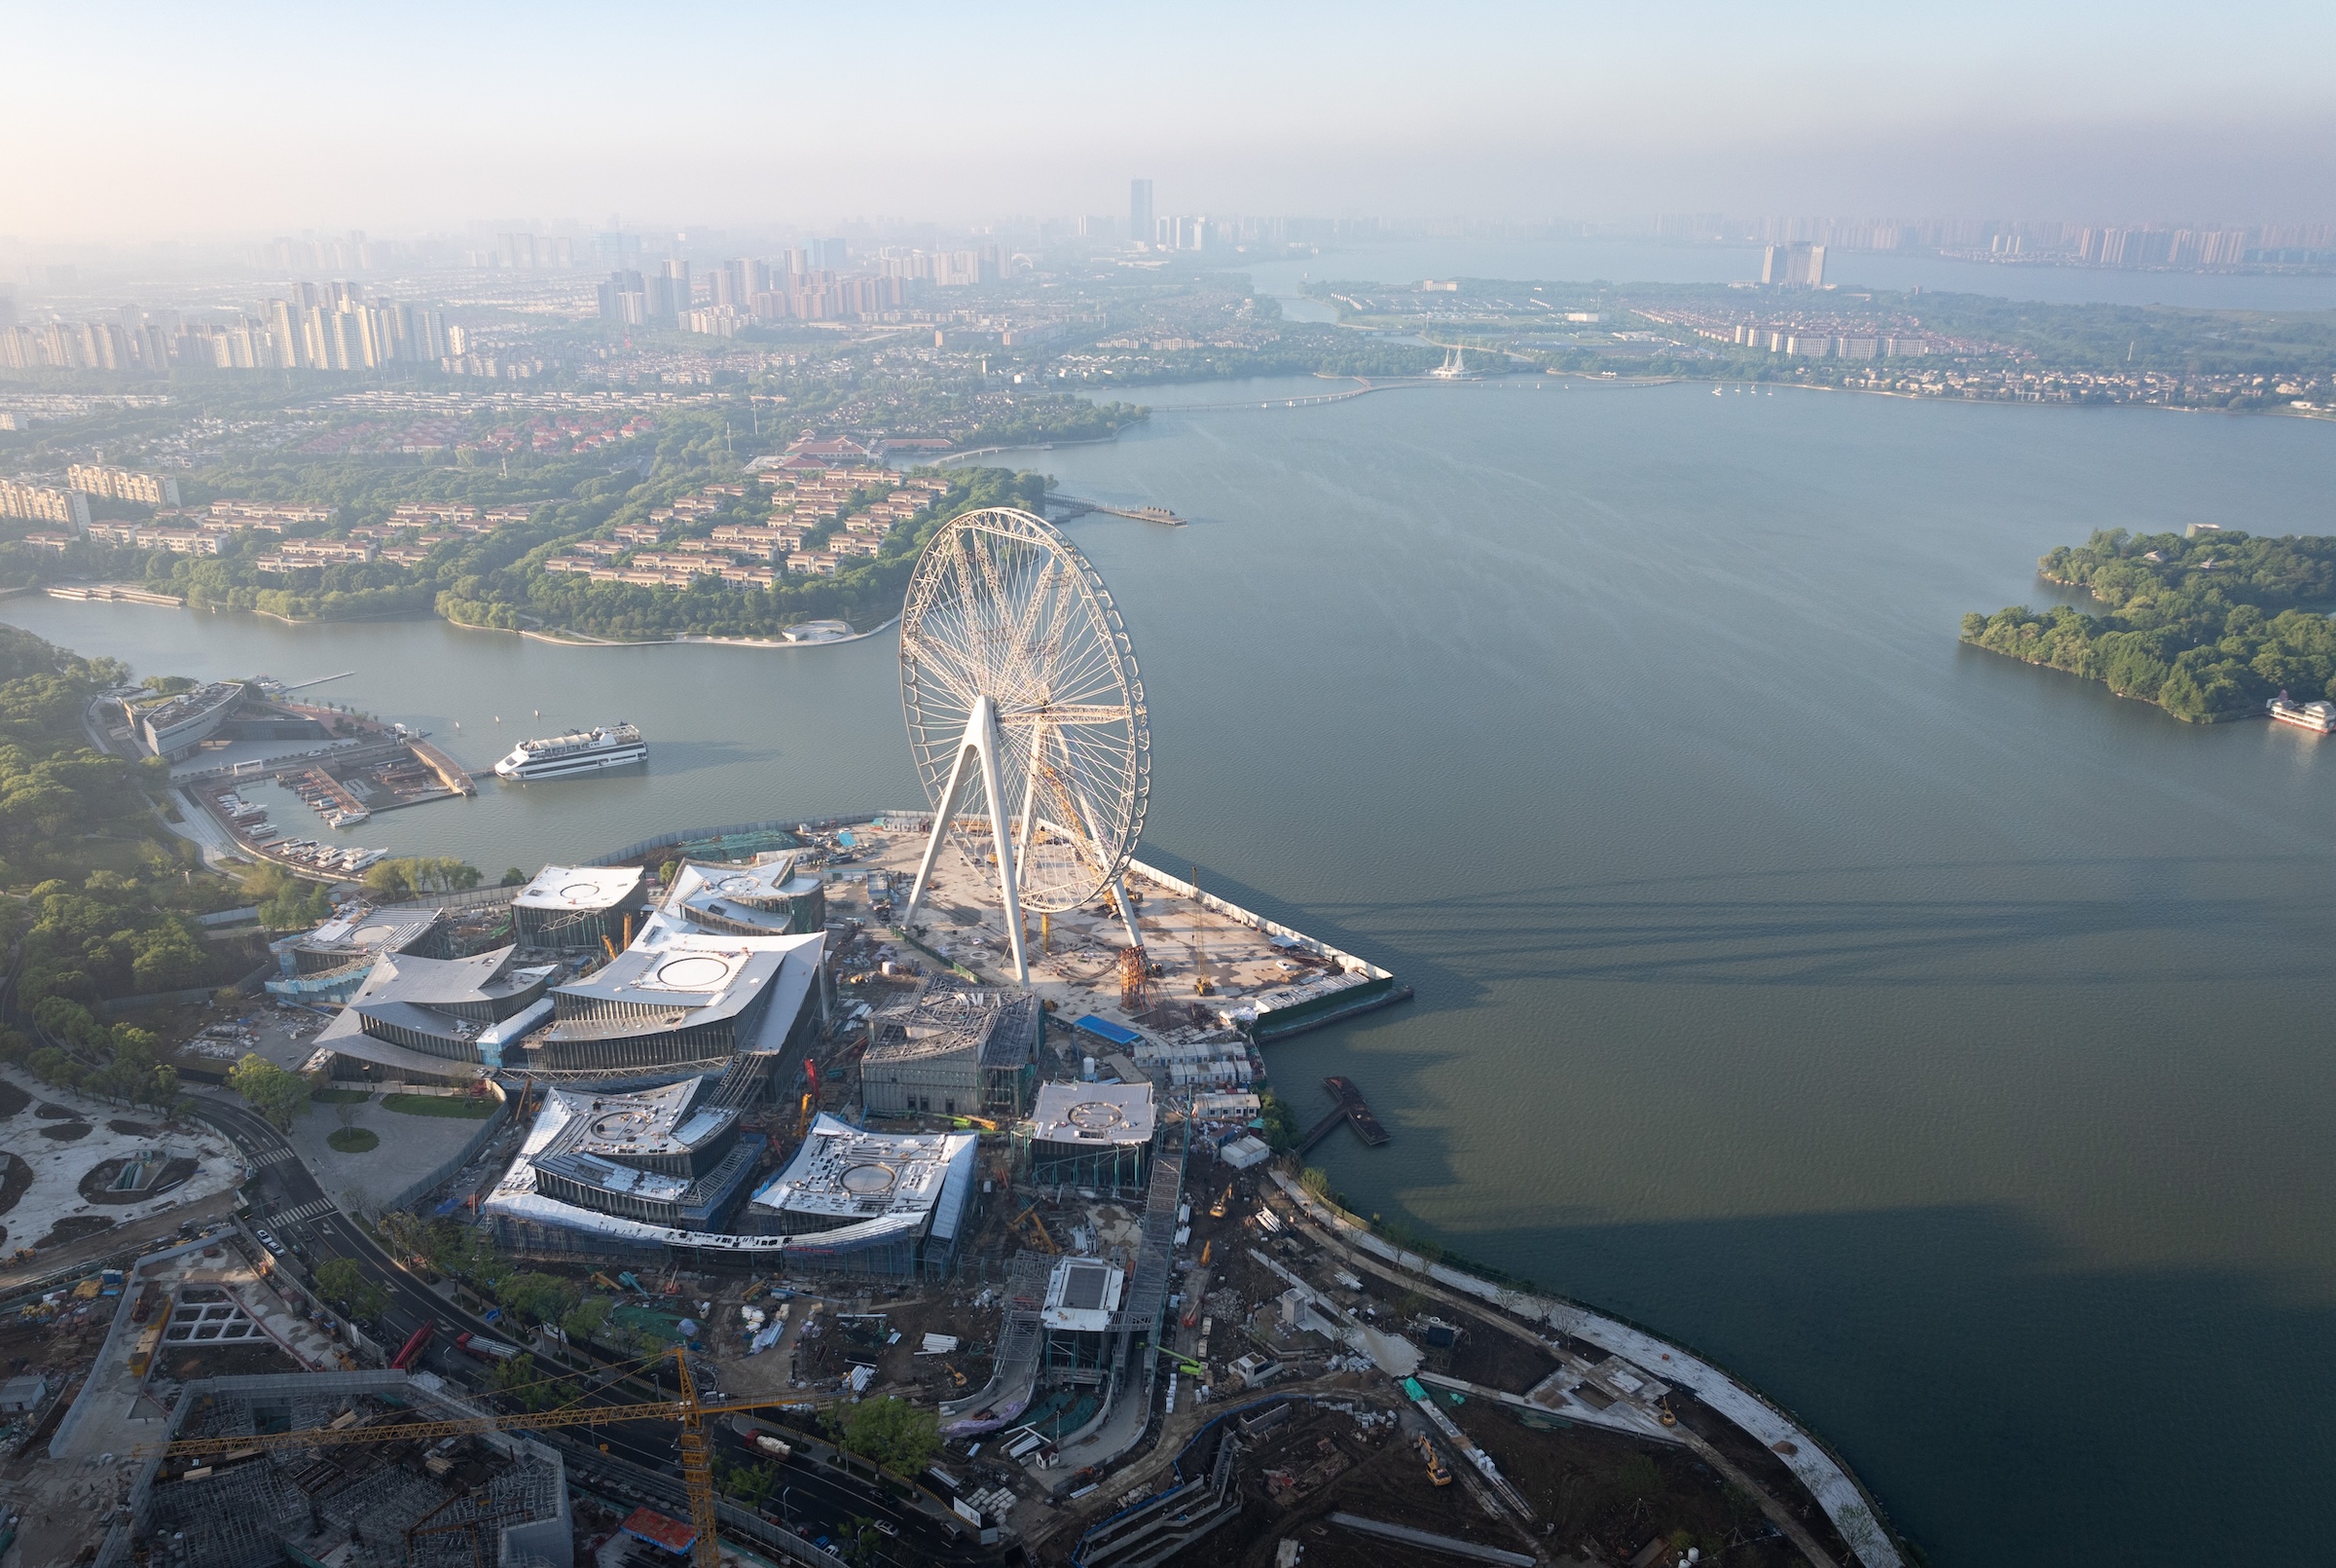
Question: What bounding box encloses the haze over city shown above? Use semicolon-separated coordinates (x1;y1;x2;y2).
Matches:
4;0;2335;241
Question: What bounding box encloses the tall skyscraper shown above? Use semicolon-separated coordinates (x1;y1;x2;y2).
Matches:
811;237;849;271
1761;241;1825;286
599;271;647;324
1130;179;1154;248
270;299;303;367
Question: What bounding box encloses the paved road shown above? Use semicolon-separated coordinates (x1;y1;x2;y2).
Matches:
185;1089;990;1563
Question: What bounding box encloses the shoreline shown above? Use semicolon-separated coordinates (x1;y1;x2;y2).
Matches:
1267;1169;1906;1567
440;613;902;650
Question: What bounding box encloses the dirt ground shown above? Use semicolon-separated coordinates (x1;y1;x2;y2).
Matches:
1451;1396;1804;1567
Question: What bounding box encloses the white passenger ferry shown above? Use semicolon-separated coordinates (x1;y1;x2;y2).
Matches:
2268;696;2336;734
493;721;648;782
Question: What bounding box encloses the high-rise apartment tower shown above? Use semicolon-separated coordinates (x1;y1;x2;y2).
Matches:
1130;179;1154;248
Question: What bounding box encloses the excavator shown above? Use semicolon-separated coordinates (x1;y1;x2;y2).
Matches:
1009;1201;1061;1254
1208;1185;1233;1221
1415;1433;1453;1486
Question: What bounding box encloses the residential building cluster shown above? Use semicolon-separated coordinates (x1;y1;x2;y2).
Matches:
0;477;90;529
65;463;180;506
0;289;456;375
252;537;379;573
205;499;336;529
541;464;950;591
86;519;224;554
1;317;170;373
1633;304;1959;358
1721;324;1935;358
1646;213;2336;267
2076;227;2249;268
600;256;919;332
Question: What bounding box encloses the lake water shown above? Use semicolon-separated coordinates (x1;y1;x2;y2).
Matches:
1232;237;2336;312
14;380;2336;1565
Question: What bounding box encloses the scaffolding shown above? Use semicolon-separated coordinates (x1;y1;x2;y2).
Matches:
1118;944;1150;1011
126;1371;569;1568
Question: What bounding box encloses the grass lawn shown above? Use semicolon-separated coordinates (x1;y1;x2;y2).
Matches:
327;1127;380;1152
313;1088;371;1104
383;1093;496;1119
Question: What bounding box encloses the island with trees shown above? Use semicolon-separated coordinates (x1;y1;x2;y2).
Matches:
1960;528;2336;720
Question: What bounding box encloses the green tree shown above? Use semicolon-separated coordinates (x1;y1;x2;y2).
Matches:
714;1458;780;1506
228;1052;310;1129
497;1271;578;1327
560;1295;613;1344
488;1352;570;1410
823;1396;940;1476
313;1257;387;1322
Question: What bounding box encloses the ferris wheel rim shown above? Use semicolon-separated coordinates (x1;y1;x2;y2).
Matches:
898;506;1150;913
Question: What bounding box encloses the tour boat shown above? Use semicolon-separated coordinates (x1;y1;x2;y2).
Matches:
493;721;648;782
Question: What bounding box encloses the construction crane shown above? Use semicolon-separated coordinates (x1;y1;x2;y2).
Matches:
152;1347;805;1568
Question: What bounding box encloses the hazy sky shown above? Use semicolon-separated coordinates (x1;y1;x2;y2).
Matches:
4;0;2332;241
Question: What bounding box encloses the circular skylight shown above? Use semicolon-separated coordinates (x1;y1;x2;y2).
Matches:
654;954;734;989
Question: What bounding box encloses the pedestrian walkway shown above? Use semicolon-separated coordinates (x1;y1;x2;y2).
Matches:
274;1197;336;1224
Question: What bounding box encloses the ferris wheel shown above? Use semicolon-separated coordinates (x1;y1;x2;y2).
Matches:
896;507;1150;983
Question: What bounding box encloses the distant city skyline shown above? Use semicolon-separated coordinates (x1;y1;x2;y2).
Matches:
1;2;2331;242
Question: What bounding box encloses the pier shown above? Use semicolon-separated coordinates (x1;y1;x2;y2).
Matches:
1297;1075;1390;1154
1046;492;1186;527
408;736;479;795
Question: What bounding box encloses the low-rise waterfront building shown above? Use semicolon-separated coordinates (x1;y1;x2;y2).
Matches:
511;862;647;952
525;1076;763;1229
313;945;558;1079
136;681;245;759
658;854;825;935
528;924;822;1076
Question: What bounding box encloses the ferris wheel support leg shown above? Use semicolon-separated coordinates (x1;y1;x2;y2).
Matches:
1111;872;1143;951
971;698;1033;986
900;729;975;935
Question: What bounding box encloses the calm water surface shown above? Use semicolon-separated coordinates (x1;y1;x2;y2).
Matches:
13;381;2336;1566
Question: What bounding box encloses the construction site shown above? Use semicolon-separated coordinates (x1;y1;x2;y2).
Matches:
0;508;1908;1568
133;1371;571;1568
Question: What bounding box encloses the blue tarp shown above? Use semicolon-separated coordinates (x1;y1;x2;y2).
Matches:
1072;1014;1142;1047
836;829;857;847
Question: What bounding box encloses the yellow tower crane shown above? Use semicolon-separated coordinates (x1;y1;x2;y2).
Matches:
150;1347;807;1568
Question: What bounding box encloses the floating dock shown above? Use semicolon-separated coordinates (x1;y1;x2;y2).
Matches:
1298;1075;1390;1153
